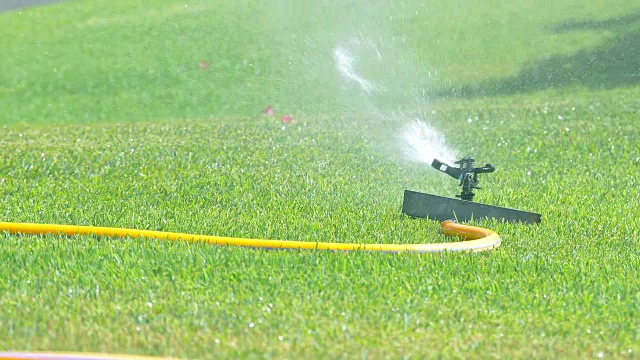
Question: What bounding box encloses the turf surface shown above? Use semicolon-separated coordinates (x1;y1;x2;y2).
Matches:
1;0;639;358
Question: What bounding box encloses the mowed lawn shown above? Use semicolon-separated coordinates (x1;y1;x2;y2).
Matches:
1;0;639;358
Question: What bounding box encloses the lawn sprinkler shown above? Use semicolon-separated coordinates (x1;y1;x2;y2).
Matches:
402;156;541;224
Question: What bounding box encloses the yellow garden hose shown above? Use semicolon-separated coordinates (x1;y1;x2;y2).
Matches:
0;221;500;360
0;220;500;253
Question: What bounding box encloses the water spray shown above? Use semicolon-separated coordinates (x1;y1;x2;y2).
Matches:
334;45;375;94
399;119;457;165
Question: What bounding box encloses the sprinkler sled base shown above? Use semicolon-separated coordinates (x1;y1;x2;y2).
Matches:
402;190;541;224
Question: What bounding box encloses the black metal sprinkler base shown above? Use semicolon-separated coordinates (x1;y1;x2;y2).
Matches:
402;157;541;224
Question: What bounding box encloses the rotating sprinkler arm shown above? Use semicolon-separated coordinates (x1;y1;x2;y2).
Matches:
431;157;496;201
431;158;462;179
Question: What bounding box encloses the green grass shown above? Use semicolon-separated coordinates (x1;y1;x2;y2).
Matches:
1;0;639;358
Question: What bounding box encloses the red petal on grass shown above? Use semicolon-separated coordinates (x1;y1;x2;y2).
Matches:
281;116;293;123
265;106;275;115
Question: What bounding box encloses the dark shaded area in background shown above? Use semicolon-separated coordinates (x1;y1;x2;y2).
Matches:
0;0;64;12
439;11;640;98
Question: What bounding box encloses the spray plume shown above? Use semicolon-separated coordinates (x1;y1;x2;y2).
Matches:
334;45;375;95
332;40;457;166
399;119;457;165
269;1;457;167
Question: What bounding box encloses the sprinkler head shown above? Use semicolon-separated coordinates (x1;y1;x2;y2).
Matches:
431;156;495;201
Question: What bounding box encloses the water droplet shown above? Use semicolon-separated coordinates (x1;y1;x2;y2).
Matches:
249;322;254;328
278;336;284;341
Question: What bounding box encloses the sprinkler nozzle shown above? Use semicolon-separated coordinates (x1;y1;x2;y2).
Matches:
431;157;495;201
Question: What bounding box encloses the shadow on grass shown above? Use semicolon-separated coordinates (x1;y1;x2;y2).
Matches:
0;0;66;13
439;11;640;98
